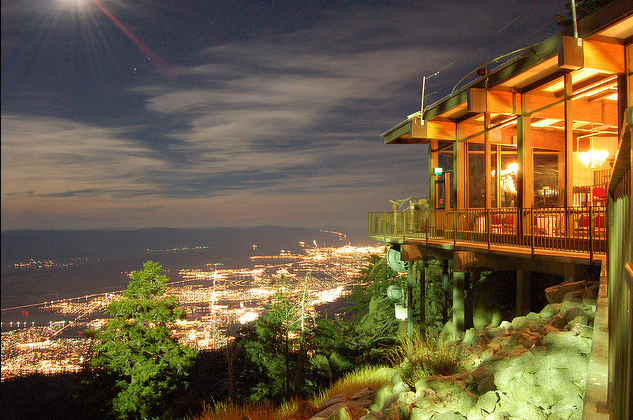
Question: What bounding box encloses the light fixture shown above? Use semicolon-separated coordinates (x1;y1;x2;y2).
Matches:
578;149;609;168
498;162;519;194
576;128;610;169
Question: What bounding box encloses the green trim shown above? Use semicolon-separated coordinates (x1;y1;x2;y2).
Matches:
382;119;412;144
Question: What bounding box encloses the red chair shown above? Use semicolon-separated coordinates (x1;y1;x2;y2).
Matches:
593;186;606;205
594;214;606;235
576;214;590;236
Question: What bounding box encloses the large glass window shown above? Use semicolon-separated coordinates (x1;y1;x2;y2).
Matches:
499;146;518;207
533;151;560;208
436;142;453;209
468;143;485;208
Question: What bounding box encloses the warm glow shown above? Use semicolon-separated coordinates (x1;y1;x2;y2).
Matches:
499;162;518;194
239;312;259;324
578;149;609;168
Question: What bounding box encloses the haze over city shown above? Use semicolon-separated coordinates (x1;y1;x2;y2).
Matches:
2;0;567;230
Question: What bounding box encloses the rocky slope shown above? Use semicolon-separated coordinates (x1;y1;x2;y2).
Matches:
309;296;596;420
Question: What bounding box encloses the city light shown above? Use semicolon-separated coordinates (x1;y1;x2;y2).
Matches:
1;242;383;381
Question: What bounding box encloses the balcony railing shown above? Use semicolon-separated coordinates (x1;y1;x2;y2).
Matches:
368;205;606;257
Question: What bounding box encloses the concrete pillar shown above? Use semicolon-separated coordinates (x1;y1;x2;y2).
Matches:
453;270;466;340
516;269;532;316
465;271;475;329
442;259;449;324
419;260;426;336
407;262;415;342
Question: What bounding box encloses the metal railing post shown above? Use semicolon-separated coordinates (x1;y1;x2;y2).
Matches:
589;205;593;262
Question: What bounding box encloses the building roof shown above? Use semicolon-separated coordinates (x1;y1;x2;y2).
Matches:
382;0;633;145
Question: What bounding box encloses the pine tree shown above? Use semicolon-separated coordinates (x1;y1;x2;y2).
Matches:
86;261;196;419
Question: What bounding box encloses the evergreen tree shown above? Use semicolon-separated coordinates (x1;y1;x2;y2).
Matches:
86;261;196;420
242;276;308;401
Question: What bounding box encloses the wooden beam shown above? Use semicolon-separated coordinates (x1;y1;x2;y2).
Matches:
487;90;521;114
559;36;584;70
468;88;487;113
583;39;625;74
411;119;457;141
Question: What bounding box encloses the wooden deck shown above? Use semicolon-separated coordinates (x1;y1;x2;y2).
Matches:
369;206;607;263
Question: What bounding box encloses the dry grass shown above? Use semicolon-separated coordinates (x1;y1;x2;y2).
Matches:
190;366;393;420
191;399;317;420
387;331;464;388
311;365;393;408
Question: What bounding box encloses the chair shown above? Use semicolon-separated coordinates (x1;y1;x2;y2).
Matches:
593;214;606;236
575;214;590;237
592;186;606;205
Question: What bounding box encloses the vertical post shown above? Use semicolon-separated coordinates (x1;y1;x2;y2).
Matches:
484;111;491;216
407;261;415;343
564;73;574;235
419;260;426;336
517;95;533;241
453;270;465;340
516;269;531;316
442;259;449;324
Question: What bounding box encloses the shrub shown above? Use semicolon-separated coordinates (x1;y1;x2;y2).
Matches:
387;331;464;388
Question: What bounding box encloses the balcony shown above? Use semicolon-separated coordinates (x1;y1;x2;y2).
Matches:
368;205;606;260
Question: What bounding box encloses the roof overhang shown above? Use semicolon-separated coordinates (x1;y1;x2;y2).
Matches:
382;117;456;145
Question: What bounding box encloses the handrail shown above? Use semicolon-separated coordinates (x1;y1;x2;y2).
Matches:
368;205;607;255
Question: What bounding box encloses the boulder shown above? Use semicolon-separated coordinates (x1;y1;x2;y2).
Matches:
430;411;466;420
474;391;499;414
370;383;399;412
462;328;481;347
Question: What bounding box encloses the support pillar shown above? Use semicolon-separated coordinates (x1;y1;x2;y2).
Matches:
453;270;466;340
516;269;532;316
442;259;449;324
419;260;426;336
406;262;416;342
465;271;474;330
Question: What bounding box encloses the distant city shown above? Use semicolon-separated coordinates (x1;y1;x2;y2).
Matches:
1;230;381;381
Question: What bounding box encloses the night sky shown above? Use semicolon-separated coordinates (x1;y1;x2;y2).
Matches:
1;0;568;230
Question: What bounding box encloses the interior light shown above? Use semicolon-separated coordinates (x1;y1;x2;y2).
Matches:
434;167;443;176
578;149;609;168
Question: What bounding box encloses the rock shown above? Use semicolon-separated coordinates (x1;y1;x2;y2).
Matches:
370;383;399;412
480;348;494;361
482;412;506;420
549;314;567;329
465;406;486;420
539;303;561;319
477;374;496;394
545;281;587;304
511;402;547;420
562;307;582;323
440;320;454;341
396;391;416;419
359;413;382;420
327;406;353;420
498;320;512;330
384;402;405;420
321;393;349;410
392;371;411;393
475;391;499;414
526;311;540;320
542;330;592;356
510;316;527;329
351;388;377;401
430;411;466;420
548;394;584;420
410;407;433;420
462;328;481;347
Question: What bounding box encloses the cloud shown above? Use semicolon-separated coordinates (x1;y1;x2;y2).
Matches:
1;1;565;229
